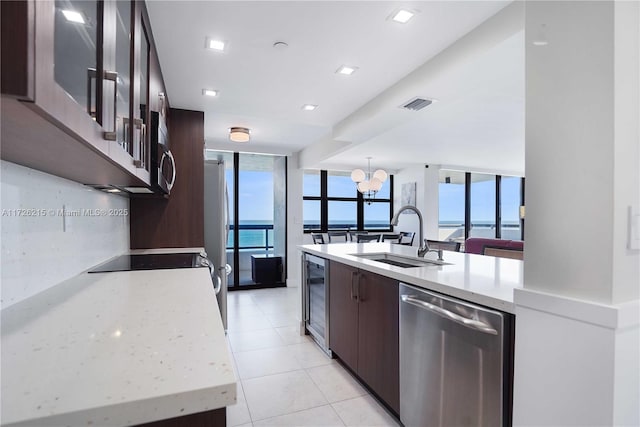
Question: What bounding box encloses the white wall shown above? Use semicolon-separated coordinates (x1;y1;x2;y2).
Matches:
523;0;639;304
1;161;129;309
612;0;640;304
423;165;440;240
513;290;639;426
393;164;440;244
514;2;640;425
286;154;304;287
393;166;422;245
273;156;287;282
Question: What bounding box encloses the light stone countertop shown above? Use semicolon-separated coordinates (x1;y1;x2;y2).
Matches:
1;249;236;427
129;247;205;255
299;242;523;313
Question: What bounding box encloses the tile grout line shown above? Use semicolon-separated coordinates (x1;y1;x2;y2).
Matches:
304;364;334;404
252;404;345;426
303;363;370;405
230;347;254;426
248;369;334;425
232;288;387;426
329;399;351;427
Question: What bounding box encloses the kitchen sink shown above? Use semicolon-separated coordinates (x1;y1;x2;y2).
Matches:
350;252;451;268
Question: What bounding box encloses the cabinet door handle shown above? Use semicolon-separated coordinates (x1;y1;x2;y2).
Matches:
140;122;147;169
103;70;118;141
350;271;358;301
123;117;130;153
87;68;97;119
132;118;146;169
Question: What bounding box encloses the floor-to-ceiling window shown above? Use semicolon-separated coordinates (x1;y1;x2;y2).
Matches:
303;170;394;232
303;170;321;231
500;176;522;240
469;173;497;238
438;169;525;242
206;150;287;289
327;171;358;230
438;170;466;242
363;177;392;230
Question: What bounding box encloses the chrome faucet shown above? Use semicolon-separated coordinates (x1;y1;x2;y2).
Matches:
391;205;432;258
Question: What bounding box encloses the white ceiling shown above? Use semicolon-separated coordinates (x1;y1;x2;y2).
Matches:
147;1;523;173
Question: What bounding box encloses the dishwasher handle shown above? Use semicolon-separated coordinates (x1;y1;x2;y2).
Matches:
401;294;498;335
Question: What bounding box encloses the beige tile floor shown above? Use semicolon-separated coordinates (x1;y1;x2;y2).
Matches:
226;287;401;427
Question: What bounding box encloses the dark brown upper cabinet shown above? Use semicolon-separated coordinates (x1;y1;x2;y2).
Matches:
0;0;167;189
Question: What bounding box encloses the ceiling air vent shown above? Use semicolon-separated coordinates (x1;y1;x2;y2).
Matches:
401;97;433;111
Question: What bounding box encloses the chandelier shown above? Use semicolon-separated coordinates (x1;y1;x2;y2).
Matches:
350;157;388;204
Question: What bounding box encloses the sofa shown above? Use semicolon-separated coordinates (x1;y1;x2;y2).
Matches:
464;237;524;255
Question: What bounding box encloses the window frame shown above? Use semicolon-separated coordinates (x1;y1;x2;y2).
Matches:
461;172;524;241
303;170;394;233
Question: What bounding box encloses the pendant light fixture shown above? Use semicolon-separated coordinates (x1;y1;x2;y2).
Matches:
351;157;388;204
229;127;250;143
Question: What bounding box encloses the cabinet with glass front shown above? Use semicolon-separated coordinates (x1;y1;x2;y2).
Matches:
0;0;166;188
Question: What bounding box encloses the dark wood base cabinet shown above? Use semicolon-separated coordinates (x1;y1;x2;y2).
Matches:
134;407;225;427
329;261;400;415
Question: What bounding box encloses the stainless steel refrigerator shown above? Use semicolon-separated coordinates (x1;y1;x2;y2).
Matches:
204;160;231;331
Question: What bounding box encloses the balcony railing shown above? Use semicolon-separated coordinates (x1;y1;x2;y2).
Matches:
439;222;522;242
227;223;274;251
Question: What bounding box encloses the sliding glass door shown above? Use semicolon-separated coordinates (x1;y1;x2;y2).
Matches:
206;150;287;290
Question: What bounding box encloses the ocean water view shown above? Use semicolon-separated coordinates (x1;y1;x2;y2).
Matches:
228;221;275;249
230;220;523;249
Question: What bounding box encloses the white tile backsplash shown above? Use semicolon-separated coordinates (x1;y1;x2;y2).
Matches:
1;161;129;309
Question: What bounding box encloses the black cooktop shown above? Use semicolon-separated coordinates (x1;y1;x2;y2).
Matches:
89;253;204;273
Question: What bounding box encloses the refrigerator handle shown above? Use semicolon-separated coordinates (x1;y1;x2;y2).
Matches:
213;274;222;294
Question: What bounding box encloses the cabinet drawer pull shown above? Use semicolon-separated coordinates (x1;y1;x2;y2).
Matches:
351;271;358;301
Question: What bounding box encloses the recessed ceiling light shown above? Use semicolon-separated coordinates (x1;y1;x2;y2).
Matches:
390;9;415;24
336;65;358;76
302;104;318;111
62;9;85;24
106;188;121;193
202;89;218;97
392;10;414;23
206;38;226;51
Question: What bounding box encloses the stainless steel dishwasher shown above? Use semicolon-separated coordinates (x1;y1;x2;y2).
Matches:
399;283;514;427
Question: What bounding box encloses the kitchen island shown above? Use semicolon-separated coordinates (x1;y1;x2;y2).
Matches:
1;252;236;426
299;241;521;425
299;241;523;313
